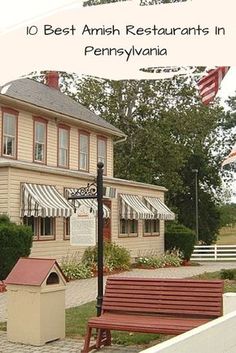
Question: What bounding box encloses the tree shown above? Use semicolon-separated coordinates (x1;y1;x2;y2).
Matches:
33;70;235;243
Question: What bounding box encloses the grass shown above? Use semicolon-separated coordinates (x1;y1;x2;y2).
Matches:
1;270;236;346
217;226;236;244
66;301;168;345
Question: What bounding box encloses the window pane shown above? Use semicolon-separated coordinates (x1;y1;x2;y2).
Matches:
65;218;70;237
23;216;37;237
130;220;137;233
98;139;106;157
145;220;151;233
3;114;16;136
153;220;160;233
35;122;45;143
79;134;88;170
59;129;69;148
35;143;44;161
59;148;68;166
4;136;15;156
80;153;88;170
80;134;88;153
120;219;128;234
40;217;54;236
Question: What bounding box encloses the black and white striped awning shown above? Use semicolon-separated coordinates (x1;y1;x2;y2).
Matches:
66;189;110;218
144;197;175;220
21;183;74;218
120;194;154;220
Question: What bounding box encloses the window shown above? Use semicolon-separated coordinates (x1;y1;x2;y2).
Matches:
23;216;55;240
79;132;89;171
97;137;107;173
2;109;18;158
144;219;160;236
64;217;70;240
58;126;69;168
119;219;138;237
34;119;47;163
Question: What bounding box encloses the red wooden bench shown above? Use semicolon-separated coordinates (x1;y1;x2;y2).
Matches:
81;277;224;353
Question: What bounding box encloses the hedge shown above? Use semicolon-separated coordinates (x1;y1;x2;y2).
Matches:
0;216;33;280
165;223;195;261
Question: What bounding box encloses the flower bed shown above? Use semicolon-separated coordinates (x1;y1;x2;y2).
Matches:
135;250;183;269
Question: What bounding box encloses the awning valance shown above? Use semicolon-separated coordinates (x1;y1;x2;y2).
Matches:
66;188;110;218
120;194;154;220
21;183;74;218
144;197;175;220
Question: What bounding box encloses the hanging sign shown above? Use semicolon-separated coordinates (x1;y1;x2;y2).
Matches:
70;205;96;246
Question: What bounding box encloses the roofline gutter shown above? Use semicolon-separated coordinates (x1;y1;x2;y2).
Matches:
0;94;126;139
114;135;127;145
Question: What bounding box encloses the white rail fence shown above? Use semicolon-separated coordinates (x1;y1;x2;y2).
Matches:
191;245;236;261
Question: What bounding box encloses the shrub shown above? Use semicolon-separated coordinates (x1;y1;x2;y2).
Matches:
162;249;183;267
82;242;131;272
0;214;11;224
165;223;195;261
61;255;93;280
0;220;33;280
136;256;165;269
135;250;183;269
220;269;236;280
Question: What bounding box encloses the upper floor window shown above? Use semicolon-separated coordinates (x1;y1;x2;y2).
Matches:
2;109;18;158
97;137;107;174
58;126;69;168
79;132;89;171
34;118;47;163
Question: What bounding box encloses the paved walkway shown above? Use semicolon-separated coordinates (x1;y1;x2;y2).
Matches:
1;262;236;352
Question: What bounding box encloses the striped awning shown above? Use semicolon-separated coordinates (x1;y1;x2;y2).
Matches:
144;197;175;220
66;189;110;218
120;194;154;220
21;183;74;218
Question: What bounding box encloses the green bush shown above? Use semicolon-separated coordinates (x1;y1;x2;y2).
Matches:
165;223;195;261
82;242;131;272
0;219;33;280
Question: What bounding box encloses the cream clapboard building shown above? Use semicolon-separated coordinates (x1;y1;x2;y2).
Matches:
0;72;174;262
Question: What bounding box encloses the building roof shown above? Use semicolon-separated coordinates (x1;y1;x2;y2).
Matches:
5;258;67;286
0;78;124;137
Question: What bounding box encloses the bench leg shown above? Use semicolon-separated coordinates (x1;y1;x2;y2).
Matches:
96;329;112;349
104;330;111;346
81;326;93;353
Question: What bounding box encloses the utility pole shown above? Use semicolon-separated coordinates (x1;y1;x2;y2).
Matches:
192;169;199;243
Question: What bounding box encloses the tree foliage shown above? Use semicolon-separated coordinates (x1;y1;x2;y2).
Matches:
33;69;235;244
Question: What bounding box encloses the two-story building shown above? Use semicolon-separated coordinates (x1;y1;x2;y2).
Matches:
0;72;174;262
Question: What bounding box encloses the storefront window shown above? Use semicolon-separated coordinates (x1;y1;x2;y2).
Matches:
120;219;138;237
23;216;55;240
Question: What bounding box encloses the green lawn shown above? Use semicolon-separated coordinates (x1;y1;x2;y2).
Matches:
66;301;169;345
1;271;236;346
217;226;236;244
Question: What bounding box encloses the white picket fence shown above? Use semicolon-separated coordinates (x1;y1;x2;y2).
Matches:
191;245;236;261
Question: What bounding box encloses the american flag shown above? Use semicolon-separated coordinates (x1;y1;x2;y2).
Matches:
197;67;230;105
